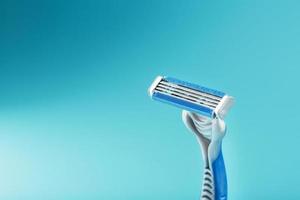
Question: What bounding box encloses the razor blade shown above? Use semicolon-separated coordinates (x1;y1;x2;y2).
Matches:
148;76;234;118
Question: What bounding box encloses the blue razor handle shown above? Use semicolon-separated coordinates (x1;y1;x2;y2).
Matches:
212;149;227;200
207;117;228;200
182;111;228;200
201;152;227;200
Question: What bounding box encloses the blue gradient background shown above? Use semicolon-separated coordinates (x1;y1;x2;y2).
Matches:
1;0;300;199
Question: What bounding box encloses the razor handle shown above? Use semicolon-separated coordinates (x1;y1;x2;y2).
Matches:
211;149;227;200
201;148;227;200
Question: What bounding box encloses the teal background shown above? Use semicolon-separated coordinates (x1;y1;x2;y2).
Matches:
1;0;299;199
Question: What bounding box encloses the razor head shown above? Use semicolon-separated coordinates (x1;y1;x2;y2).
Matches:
148;76;234;118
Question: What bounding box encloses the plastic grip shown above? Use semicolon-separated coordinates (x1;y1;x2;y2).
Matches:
212;150;227;200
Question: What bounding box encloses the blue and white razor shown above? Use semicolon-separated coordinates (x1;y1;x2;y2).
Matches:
148;76;234;200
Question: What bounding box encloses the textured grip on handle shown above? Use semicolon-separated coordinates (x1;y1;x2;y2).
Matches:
201;167;214;200
202;150;227;200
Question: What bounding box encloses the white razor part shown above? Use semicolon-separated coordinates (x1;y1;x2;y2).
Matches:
148;76;234;118
214;95;235;119
148;76;163;96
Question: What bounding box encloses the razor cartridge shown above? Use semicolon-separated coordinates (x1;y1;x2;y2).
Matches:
148;76;234;118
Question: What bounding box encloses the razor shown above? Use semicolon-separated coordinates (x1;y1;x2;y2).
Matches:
148;75;234;200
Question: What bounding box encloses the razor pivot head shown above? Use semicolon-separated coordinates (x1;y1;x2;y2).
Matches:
148;76;234;118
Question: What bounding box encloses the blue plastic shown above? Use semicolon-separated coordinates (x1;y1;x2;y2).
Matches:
212;149;228;200
164;76;225;98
